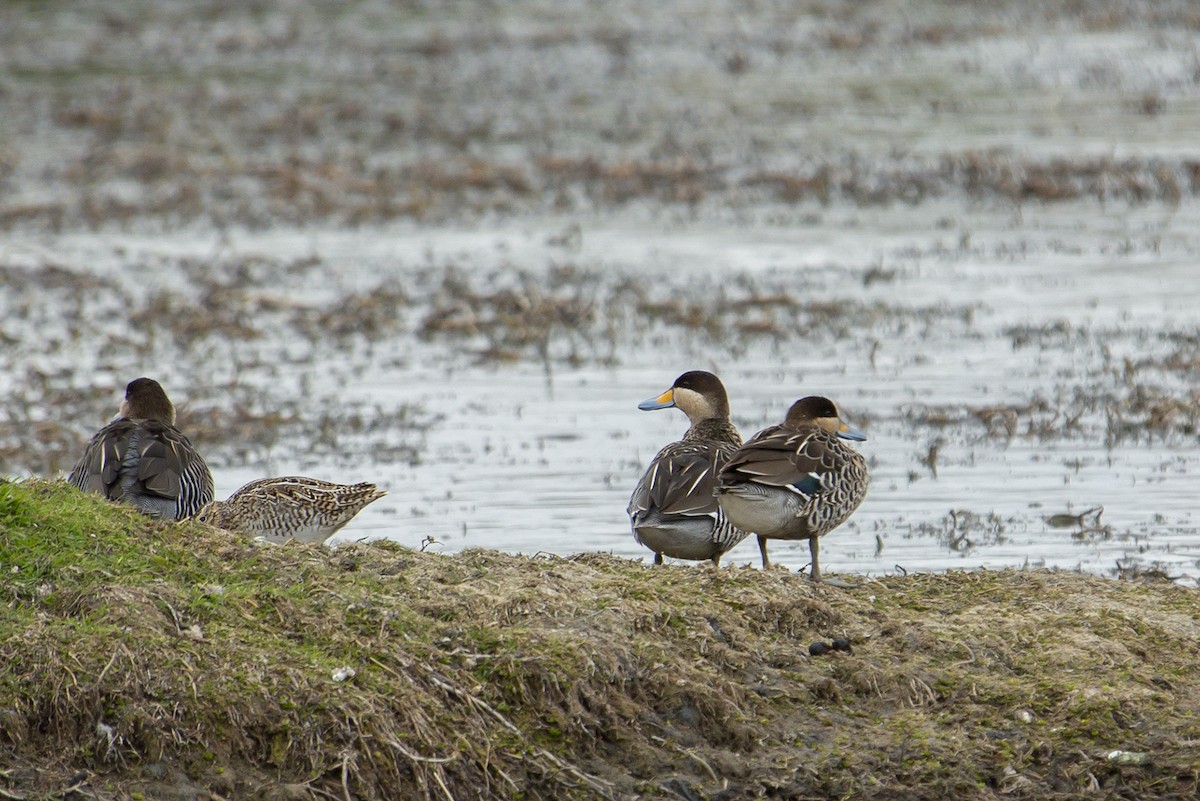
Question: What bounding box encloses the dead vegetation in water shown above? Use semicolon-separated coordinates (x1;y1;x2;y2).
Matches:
0;251;440;475
11;239;1196;489
904;375;1198;446
1;242;1192;490
3;3;1200;231
417;267;600;365
7;142;1199;232
4;479;1200;801
412;264;974;366
742;153;1195;207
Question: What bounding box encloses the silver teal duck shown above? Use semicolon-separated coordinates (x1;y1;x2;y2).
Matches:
715;396;868;580
627;371;750;566
194;476;386;544
68;377;214;520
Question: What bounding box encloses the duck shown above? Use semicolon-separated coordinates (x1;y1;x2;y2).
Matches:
68;377;214;520
715;396;868;581
194;476;386;544
627;370;750;566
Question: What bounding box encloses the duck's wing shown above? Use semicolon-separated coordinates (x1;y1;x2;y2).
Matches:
629;440;729;520
719;426;842;495
69;419;213;519
68;419;137;500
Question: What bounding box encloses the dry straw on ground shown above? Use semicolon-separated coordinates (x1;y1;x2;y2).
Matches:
2;479;1199;800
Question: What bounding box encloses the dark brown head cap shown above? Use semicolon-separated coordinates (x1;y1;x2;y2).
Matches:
638;370;731;423
120;377;176;425
673;370;729;414
783;396;867;441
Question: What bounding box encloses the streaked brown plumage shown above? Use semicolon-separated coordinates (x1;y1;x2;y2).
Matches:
716;396;868;580
68;377;214;520
627;371;750;566
194;476;386;544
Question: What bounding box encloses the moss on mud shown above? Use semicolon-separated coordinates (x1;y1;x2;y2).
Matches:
2;478;1199;800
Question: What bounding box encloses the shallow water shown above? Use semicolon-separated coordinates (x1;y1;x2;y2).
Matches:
336;206;1200;581
9;198;1197;582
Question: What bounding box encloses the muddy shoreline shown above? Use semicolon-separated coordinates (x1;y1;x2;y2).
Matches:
5;480;1200;801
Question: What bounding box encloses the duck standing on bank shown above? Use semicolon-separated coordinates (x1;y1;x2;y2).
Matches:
627;371;750;566
68;377;215;520
195;476;386;544
715;396;868;581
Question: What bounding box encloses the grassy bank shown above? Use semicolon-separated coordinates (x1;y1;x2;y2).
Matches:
1;479;1198;800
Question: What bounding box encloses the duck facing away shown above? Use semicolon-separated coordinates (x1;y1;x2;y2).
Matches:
68;377;214;520
627;371;750;566
715;396;868;580
194;476;386;544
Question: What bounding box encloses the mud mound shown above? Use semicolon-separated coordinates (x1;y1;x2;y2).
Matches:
1;479;1198;800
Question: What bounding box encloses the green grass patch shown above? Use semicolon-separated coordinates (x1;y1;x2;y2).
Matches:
3;479;1200;800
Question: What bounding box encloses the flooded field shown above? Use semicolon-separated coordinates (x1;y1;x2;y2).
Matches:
2;0;1199;580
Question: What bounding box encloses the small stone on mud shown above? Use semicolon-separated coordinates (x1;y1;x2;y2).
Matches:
1107;750;1148;765
264;783;316;801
